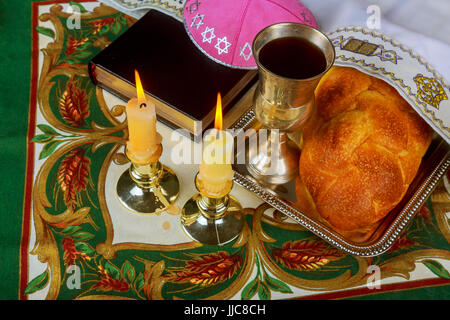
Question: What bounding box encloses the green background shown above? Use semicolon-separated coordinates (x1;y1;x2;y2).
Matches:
0;0;32;300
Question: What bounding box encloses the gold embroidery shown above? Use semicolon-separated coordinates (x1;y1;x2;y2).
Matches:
342;38;379;55
414;74;448;109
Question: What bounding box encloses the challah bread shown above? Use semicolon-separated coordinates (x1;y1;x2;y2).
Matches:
298;66;432;233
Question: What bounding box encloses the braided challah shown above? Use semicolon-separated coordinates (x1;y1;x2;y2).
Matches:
298;67;432;233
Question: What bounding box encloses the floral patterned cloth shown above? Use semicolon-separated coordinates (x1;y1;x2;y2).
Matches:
4;1;449;300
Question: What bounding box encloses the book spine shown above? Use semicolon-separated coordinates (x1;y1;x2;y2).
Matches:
88;61;98;85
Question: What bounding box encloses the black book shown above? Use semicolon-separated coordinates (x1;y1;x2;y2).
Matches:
89;9;257;136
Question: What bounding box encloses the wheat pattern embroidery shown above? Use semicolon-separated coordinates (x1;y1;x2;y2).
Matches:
272;240;343;271
59;77;90;127
57;148;91;210
166;251;242;286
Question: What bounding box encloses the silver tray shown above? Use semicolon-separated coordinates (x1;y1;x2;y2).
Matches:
231;109;450;257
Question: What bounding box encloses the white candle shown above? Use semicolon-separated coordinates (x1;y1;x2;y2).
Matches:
126;70;159;164
197;93;234;196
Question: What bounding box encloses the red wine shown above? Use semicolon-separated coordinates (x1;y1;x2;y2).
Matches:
258;37;326;79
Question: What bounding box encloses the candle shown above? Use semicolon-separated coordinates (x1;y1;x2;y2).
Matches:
197;93;234;197
126;70;159;164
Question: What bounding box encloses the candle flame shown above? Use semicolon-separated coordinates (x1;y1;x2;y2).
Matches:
134;69;147;106
214;92;223;131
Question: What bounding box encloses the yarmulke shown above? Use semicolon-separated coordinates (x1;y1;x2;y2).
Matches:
183;0;317;69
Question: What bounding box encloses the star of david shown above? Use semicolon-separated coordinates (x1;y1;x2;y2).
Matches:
374;47;403;64
239;42;252;61
300;11;311;24
187;0;201;14
201;26;216;44
215;36;231;55
190;13;204;30
331;35;345;49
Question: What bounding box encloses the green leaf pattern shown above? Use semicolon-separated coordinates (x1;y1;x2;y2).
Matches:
423;260;450;280
24;269;49;295
241;255;293;300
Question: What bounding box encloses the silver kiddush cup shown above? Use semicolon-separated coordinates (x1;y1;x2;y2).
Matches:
246;22;335;185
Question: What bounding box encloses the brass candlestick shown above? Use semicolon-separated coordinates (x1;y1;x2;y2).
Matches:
181;175;244;246
117;143;180;215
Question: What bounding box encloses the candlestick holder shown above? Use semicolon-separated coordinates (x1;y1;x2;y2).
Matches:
180;174;244;246
116;144;180;215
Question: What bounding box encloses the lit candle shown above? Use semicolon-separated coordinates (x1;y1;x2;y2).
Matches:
126;70;160;164
197;93;234;197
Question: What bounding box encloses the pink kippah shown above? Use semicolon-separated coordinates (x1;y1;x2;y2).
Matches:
183;0;318;69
